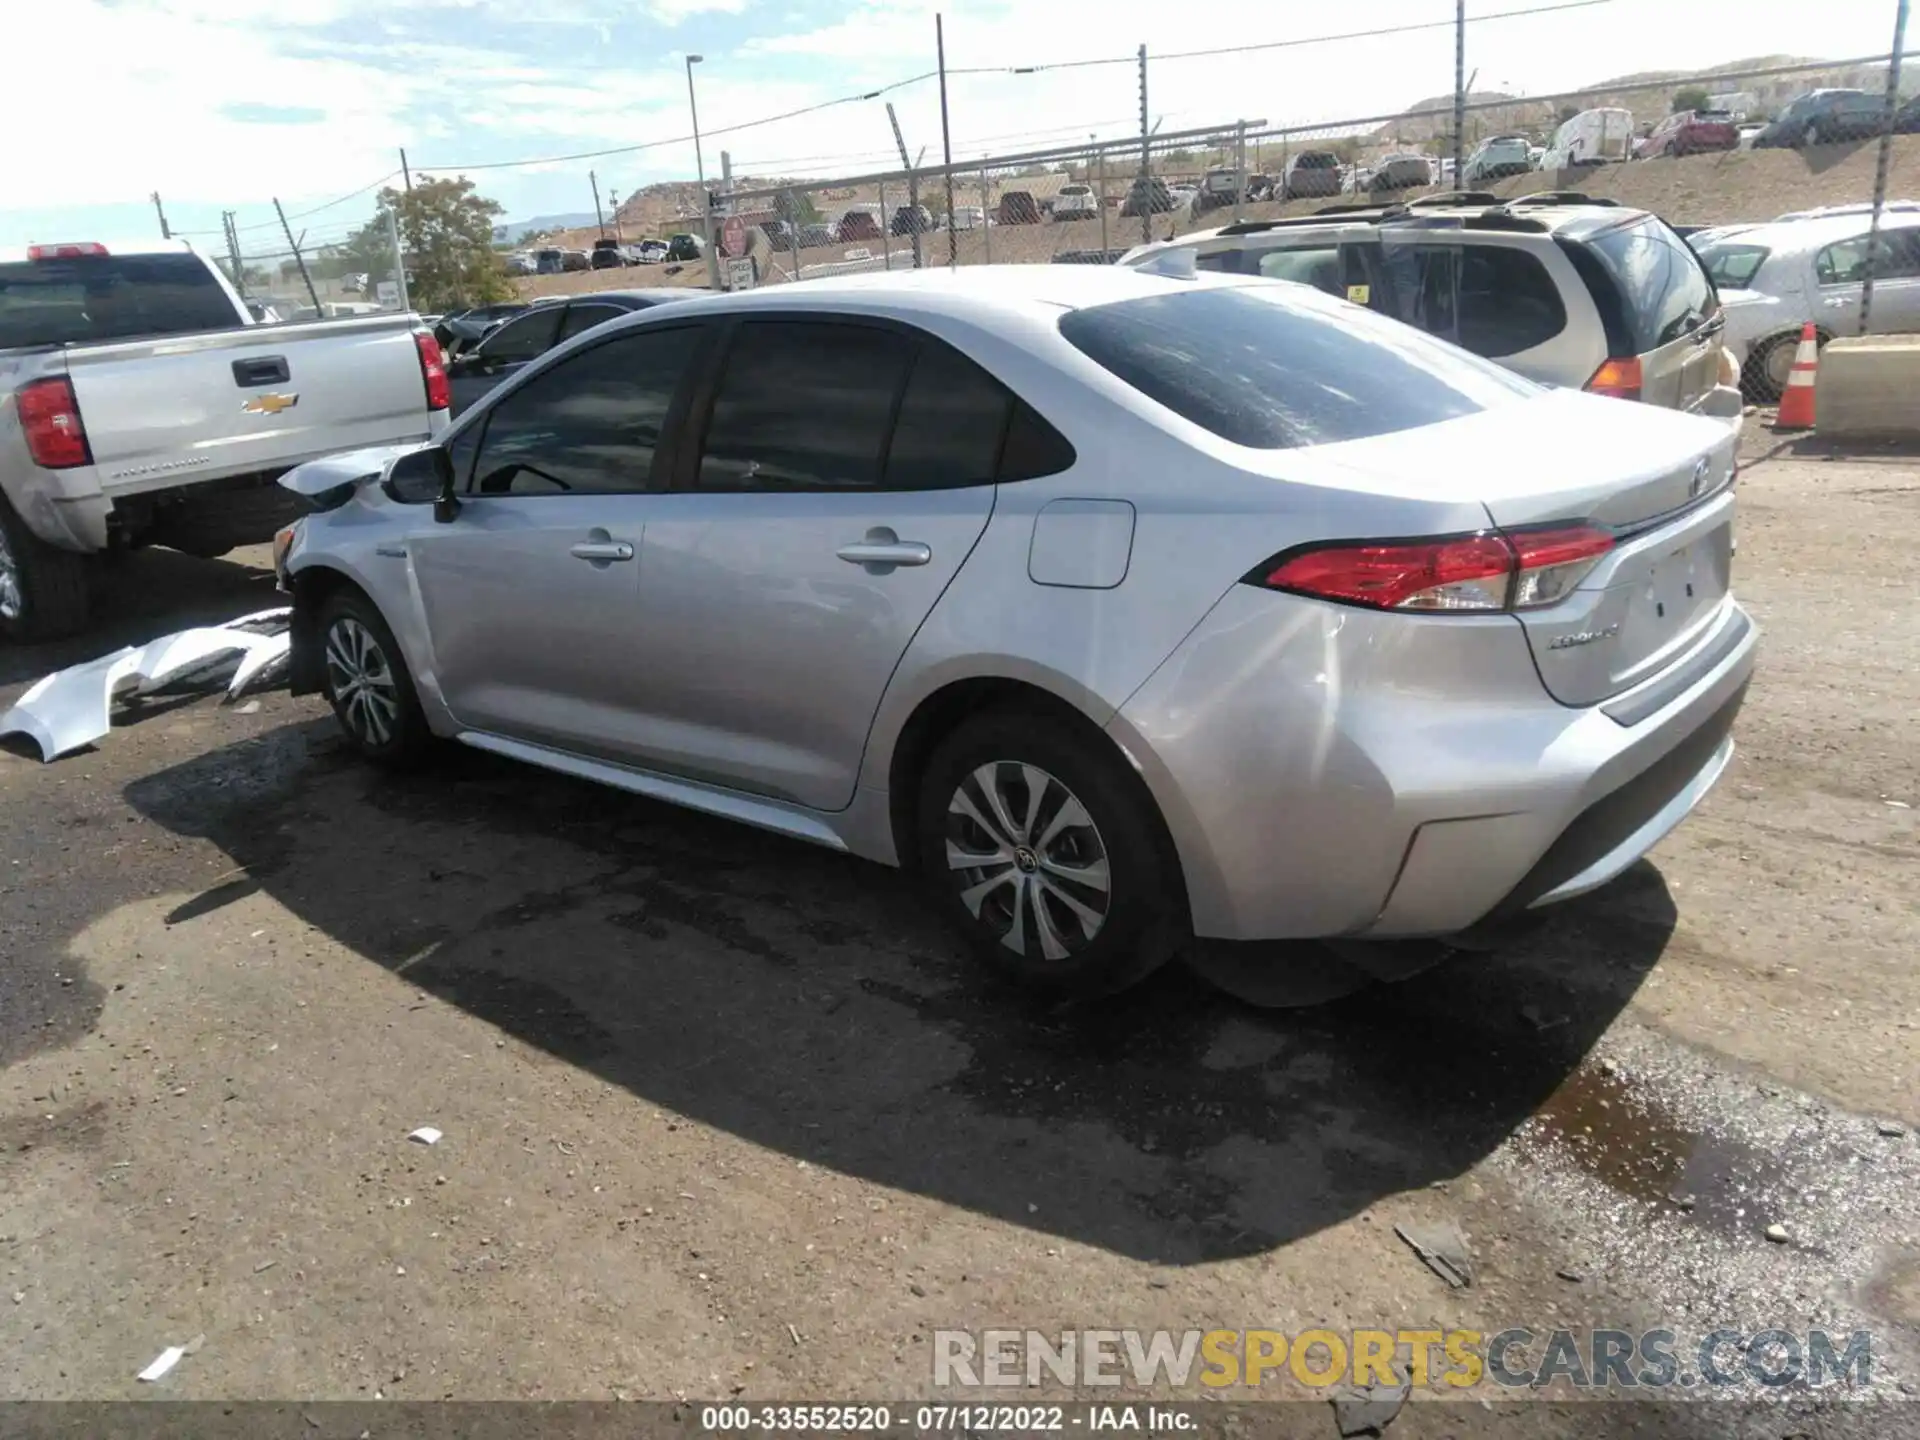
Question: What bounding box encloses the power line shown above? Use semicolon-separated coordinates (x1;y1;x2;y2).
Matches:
410;0;1605;178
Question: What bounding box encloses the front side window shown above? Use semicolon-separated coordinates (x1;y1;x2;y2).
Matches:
1058;284;1533;450
470;326;702;496
696;322;915;492
478;307;562;363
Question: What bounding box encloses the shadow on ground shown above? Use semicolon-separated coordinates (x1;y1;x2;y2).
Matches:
0;547;279;690
124;720;1679;1265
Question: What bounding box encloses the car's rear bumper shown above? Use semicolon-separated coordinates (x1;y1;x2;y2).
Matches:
1688;381;1747;436
1109;585;1757;942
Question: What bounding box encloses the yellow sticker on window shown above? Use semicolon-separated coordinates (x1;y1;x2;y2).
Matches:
1346;284;1371;305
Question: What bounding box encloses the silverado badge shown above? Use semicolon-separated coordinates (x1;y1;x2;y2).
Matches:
241;392;300;415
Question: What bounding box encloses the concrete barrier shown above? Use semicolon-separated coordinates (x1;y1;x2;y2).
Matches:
1816;334;1920;439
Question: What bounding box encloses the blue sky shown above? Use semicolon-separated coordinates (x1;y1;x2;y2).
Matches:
3;0;1904;249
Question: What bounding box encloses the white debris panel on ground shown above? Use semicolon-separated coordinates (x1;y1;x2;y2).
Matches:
0;608;292;763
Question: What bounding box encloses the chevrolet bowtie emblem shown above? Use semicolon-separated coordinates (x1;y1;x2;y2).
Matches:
241;392;299;415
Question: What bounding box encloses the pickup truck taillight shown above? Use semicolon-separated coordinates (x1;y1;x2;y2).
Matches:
414;332;451;412
17;378;92;469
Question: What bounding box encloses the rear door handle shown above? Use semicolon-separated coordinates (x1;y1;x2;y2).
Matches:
570;541;634;562
232;355;290;387
837;527;931;571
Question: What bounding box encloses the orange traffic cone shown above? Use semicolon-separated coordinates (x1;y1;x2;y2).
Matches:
1773;322;1821;431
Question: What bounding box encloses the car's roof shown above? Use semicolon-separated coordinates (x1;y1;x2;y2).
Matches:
666;264;1245;321
1135;198;1651;253
1701;210;1920;250
572;288;710;307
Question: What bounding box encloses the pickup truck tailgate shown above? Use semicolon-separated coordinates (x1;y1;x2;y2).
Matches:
64;316;438;491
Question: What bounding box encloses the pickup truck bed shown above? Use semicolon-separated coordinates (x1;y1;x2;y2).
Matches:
1;239;450;641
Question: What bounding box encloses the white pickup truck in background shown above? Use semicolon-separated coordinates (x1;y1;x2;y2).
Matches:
0;239;451;641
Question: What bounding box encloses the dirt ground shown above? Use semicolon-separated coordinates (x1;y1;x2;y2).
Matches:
514;137;1920;302
1;429;1918;1432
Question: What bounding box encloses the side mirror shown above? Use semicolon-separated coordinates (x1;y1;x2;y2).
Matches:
383;447;456;521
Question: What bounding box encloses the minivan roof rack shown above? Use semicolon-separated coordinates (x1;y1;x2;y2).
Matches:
1506;191;1621;208
1404;191;1503;209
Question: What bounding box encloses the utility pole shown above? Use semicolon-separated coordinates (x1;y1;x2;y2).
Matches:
609;192;623;246
1138;44;1151;244
590;169;607;238
151;191;171;239
273;198;322;315
937;13;957;267
1860;0;1910;335
981;167;992;262
1232;121;1247;226
385;204;410;313
223;211;246;298
886;102;923;268
1452;0;1467;188
1096;139;1109;257
400;148;413;192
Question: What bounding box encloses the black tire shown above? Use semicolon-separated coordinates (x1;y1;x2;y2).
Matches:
315;587;433;767
915;705;1185;1000
1743;329;1817;404
0;492;92;644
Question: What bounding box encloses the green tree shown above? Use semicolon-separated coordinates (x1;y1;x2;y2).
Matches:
379;175;510;313
1672;86;1712;115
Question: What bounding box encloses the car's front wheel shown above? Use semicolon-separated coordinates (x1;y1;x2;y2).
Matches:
916;706;1185;1000
317;588;432;767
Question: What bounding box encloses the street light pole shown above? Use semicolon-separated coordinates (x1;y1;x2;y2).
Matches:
686;53;720;288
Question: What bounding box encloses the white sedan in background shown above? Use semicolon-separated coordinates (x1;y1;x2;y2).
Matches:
1693;204;1920;399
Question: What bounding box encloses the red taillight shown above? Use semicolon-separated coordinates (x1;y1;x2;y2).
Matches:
17;378;92;469
414;331;450;412
1259;526;1615;614
26;242;110;260
1585;356;1643;401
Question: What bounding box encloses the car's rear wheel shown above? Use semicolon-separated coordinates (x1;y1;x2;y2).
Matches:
1746;329;1820;403
916;707;1185;1000
0;492;91;644
317;588;431;767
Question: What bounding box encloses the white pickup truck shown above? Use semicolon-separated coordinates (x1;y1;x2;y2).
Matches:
0;239;451;641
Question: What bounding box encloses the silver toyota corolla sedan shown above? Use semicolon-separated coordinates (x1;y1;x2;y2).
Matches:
274;266;1756;1000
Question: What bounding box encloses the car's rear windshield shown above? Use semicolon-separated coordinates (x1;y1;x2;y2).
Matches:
1694;241;1770;289
1576;216;1719;352
1057;284;1534;450
1295;153;1338;168
0;253;238;349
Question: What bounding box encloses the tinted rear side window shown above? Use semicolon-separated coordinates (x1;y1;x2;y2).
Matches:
1695;243;1769;288
1374;242;1571;355
1579;218;1717;351
0;253;237;348
1058;285;1533;450
884;341;1010;489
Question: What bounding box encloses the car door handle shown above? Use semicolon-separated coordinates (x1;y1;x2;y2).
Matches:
837;539;931;568
570;541;634;562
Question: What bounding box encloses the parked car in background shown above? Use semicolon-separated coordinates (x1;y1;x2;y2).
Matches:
503;252;535;276
948;206;987;231
1464;136;1533;182
1636;110;1740;159
636;238;670;263
278;264;1753;1004
434;302;531;356
1119;178;1174;219
1897;94;1920;134
1736;122;1767;150
443;290;695;416
835;210;882;243
534;248;564;275
796;224;834;249
1528;146;1546;170
590;238;627;269
997;191;1042;225
1053;184;1099;220
665;233;704;261
759;219;793;249
1753;89;1886;147
1120;195;1743;428
890;205;934;237
1543;108;1633;168
1693;207;1920;400
0;238;450;639
560;250;591;273
1369;154;1434;193
1283;151;1344;200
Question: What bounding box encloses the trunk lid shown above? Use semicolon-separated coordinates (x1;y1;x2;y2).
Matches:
1571;214;1725;415
1302;388;1740;706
